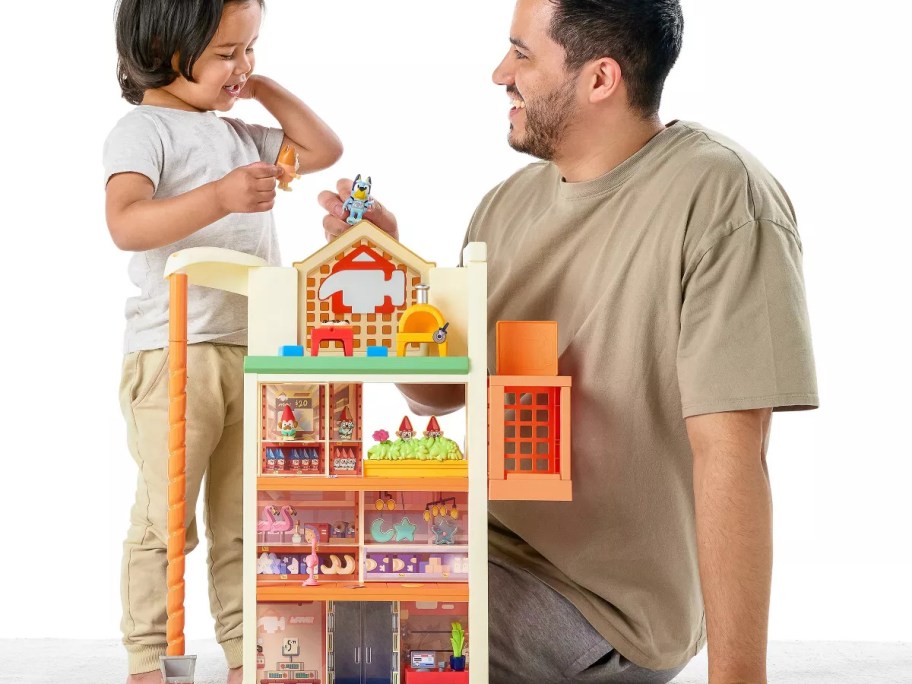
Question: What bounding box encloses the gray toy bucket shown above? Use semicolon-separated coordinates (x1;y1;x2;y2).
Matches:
160;654;197;683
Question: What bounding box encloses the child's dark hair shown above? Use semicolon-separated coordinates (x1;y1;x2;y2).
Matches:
115;0;265;105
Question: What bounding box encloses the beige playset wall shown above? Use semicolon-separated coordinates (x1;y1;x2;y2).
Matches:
257;601;324;675
428;267;469;357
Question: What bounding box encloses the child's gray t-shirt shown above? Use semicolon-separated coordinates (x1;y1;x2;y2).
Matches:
103;105;284;353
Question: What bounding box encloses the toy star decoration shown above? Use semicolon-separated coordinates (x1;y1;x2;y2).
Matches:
432;516;458;545
393;516;417;542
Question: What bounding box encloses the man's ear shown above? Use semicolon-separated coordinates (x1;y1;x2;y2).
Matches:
587;57;623;105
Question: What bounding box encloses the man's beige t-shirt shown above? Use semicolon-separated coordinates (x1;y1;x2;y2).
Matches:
466;121;818;670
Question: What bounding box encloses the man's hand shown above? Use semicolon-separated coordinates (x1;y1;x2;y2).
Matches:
215;162;281;214
687;408;773;684
318;178;399;241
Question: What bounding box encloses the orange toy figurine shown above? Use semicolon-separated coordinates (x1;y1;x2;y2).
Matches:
276;144;301;191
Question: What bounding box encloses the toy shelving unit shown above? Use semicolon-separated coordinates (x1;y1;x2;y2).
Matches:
164;220;573;684
165;224;489;684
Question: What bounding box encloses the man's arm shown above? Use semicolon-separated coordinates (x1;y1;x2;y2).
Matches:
686;407;773;684
397;384;465;417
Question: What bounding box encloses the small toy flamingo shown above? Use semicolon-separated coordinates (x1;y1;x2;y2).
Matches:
257;505;278;542
270;505;296;542
302;525;320;586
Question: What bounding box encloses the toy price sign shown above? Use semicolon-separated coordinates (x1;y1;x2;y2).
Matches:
277;397;312;411
281;637;300;656
276;397;314;432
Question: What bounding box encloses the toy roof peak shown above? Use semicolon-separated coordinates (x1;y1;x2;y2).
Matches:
292;220;436;275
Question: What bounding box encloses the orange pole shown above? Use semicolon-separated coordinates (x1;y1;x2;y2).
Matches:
167;273;188;657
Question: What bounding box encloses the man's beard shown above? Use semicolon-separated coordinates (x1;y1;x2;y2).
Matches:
508;80;578;160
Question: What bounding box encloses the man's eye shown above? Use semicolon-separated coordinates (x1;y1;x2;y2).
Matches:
246;47;255;53
514;49;527;60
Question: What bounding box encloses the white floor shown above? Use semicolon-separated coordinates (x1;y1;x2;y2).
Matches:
1;640;910;683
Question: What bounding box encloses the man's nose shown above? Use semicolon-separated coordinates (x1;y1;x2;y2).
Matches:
492;52;514;86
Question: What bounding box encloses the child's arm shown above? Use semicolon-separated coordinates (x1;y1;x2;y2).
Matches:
106;162;282;251
243;76;343;173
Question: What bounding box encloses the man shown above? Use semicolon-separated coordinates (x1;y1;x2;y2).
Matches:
319;1;817;681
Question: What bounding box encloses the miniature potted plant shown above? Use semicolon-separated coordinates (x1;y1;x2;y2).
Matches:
449;621;466;671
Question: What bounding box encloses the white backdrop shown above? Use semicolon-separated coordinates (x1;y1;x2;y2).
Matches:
0;0;909;646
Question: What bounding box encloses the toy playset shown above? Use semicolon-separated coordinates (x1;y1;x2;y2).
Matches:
161;178;572;684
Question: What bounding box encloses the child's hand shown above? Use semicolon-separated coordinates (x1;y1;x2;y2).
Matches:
318;179;399;242
215;162;282;214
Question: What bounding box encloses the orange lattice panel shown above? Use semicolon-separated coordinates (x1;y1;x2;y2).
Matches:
501;386;561;475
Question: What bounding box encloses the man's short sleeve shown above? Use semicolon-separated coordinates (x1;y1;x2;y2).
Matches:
224;118;284;164
677;219;819;418
103;112;164;192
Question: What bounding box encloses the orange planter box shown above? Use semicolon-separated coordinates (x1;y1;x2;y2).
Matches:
363;460;468;478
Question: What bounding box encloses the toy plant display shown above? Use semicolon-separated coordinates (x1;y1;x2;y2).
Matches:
367;417;464;462
450;621;467;672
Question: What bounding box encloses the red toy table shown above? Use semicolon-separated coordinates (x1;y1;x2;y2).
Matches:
404;668;468;683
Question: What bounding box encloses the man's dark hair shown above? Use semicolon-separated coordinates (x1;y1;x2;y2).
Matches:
548;0;683;116
115;0;264;105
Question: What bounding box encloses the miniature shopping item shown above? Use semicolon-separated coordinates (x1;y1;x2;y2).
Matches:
258;505;278;541
396;416;414;440
424;416;443;438
278;404;298;440
342;174;374;225
337;405;355;439
450;621;466;672
270;505;296;542
302;526;320;586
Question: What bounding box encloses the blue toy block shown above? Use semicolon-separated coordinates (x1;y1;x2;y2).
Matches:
279;345;305;356
366;345;389;357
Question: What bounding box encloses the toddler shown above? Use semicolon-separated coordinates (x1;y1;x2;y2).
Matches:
104;1;343;682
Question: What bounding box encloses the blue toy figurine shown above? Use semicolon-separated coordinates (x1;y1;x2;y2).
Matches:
342;174;374;225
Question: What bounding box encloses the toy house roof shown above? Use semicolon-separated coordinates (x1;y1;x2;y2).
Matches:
292;220;435;275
